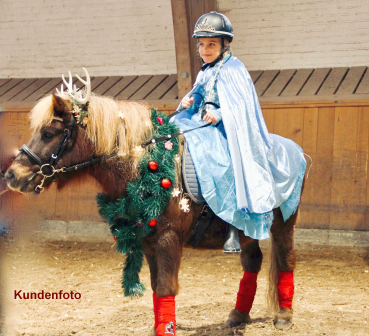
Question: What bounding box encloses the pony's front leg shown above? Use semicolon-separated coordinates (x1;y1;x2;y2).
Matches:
226;238;263;327
150;228;182;336
144;249;160;336
268;207;297;329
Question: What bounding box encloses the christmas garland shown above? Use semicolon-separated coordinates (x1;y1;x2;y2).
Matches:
97;109;180;298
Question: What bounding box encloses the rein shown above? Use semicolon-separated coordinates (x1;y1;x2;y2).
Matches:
141;92;220;148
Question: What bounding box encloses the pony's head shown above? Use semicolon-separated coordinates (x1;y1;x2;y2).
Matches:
5;69;153;194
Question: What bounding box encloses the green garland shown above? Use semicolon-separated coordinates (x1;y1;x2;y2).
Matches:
97;109;180;298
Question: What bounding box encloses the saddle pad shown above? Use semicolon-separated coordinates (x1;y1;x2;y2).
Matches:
182;139;205;204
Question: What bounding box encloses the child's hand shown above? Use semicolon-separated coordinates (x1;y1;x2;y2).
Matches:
203;111;218;125
182;97;195;109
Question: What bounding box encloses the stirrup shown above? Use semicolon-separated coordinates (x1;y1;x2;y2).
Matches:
223;224;241;254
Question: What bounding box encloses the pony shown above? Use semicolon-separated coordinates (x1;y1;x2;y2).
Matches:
5;69;301;336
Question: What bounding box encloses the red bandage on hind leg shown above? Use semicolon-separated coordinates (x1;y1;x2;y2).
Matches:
235;271;258;313
277;271;294;309
156;296;176;336
153;292;159;328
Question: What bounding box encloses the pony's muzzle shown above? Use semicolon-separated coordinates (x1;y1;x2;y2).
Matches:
5;168;16;183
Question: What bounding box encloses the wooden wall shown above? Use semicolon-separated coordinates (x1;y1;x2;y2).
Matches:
262;102;369;231
1;101;369;242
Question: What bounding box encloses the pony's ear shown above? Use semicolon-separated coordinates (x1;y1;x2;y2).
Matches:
52;93;69;117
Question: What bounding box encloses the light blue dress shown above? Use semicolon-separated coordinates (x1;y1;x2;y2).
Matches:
171;53;306;240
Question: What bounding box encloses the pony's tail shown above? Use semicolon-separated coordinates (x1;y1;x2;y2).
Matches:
267;232;279;313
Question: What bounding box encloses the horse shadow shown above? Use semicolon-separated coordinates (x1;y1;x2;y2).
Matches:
177;317;270;335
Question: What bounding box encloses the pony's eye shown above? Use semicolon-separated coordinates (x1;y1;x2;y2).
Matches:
44;132;54;139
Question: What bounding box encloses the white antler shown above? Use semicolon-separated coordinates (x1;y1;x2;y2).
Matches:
56;67;91;104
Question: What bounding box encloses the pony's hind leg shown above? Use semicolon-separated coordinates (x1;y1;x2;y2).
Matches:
226;238;263;327
268;207;297;329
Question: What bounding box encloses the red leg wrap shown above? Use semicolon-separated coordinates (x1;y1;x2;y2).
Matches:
235;271;258;313
153;292;159;328
156;296;176;336
277;271;294;309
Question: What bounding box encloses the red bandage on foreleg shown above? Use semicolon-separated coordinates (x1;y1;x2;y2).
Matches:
156;296;176;336
153;292;159;328
277;271;294;309
235;271;258;313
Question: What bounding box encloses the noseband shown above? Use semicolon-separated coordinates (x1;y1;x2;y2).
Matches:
19;115;109;194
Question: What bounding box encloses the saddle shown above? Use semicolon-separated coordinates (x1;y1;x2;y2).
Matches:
181;139;205;204
182;139;216;248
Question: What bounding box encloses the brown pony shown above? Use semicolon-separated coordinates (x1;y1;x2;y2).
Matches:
5;74;301;335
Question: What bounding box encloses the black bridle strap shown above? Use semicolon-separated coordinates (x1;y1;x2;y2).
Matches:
20;145;44;167
50;117;75;166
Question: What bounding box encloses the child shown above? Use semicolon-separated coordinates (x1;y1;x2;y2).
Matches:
172;11;306;252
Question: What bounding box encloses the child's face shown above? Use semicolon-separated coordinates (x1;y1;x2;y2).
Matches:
198;38;222;63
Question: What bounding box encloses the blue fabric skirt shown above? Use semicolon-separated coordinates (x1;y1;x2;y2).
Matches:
174;113;306;240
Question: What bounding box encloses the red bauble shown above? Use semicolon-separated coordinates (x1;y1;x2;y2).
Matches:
148;161;159;171
161;178;171;189
149;219;157;227
114;235;117;241
157;116;164;125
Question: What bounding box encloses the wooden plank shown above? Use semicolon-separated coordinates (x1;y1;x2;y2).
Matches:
336;66;367;95
329;106;358;230
366;107;369;231
8;78;51;102
54;182;69;221
299;68;331;96
353;106;369;230
313;107;335;229
66;179;81;221
24;78;63;102
171;0;193;97
35;77;85;101
93;76;122;96
317;67;348;96
107;76;137;99
162;82;178;99
281;69;314;97
273;108;304;147
261;108;275;133
130;75;167;100
77;175;101;221
254;70;279;97
263;69;296;97
0;79;24;97
0;78;38;103
116;75;152;100
355;68;369;94
249;70;263;84
299;108;318;229
0;79;11;89
91;77;108;91
145;74;177;100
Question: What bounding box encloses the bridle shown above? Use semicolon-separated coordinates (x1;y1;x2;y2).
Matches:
19;115;109;194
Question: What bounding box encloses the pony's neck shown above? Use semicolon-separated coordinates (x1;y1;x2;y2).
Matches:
92;158;134;200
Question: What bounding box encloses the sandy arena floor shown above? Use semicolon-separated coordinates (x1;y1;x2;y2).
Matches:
1;240;369;336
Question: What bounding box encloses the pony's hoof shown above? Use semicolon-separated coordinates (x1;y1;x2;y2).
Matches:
273;318;292;329
225;309;251;327
273;307;293;330
148;327;156;336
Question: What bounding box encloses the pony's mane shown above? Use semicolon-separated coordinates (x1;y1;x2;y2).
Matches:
30;94;153;167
